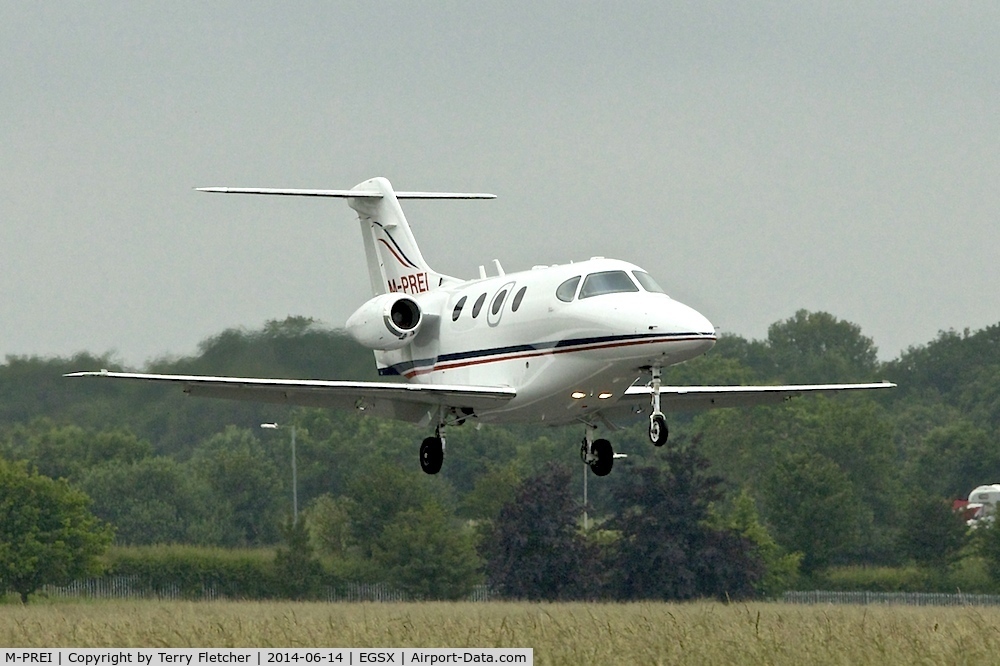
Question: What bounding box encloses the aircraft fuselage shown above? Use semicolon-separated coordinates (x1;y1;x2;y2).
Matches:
377;257;717;425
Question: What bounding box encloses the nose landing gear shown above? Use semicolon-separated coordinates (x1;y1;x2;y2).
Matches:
648;366;669;447
649;414;668;447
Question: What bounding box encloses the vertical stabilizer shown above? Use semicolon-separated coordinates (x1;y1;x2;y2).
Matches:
349;177;452;296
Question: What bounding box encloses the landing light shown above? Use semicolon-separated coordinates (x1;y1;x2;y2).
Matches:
598;392;613;400
571;391;587;400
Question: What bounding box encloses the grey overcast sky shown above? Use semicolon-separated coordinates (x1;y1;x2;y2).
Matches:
2;2;998;367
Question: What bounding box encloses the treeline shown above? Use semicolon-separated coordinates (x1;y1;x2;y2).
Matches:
3;311;1000;600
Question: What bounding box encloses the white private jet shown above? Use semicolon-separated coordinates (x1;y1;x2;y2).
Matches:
68;177;894;476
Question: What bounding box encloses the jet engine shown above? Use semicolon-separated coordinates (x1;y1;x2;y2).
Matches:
346;293;423;350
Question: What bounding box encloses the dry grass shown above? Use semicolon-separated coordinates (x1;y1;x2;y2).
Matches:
3;600;1000;665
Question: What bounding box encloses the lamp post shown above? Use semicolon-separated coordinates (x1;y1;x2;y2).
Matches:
261;422;298;524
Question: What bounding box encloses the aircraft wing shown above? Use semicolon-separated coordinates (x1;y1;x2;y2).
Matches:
65;370;516;422
621;381;896;412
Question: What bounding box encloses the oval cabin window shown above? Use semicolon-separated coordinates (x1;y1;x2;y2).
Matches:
472;293;487;318
512;286;527;312
452;296;467;321
491;289;508;316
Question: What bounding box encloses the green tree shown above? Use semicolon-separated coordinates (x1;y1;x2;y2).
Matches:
711;489;801;597
273;516;324;600
441;425;521;496
0;419;152;481
886;325;1000;403
481;463;599;600
761;451;866;573
696;397;901;563
190;427;284;546
765;310;881;384
373;501;482;600
0;459;113;602
304;493;356;557
956;365;1000;430
459;464;523;521
974;517;1000;588
0;353;127;429
906;421;1000;500
345;461;444;558
77;456;221;545
896;493;967;570
0;319;380;460
182;317;377;382
609;449;762;601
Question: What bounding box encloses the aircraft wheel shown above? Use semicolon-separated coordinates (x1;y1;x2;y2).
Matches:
590;438;614;476
649;414;668;447
420;436;444;475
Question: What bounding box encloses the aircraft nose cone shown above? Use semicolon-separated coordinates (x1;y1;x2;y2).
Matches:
671;300;715;335
625;298;716;364
689;308;715;336
661;300;716;353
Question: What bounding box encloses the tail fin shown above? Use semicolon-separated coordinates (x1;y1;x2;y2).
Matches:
197;178;494;297
349;177;449;296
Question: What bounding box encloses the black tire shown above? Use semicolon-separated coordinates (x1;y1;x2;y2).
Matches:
419;436;444;474
649;414;668;447
590;438;614;476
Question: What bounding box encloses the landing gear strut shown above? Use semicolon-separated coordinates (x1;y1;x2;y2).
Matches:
419;426;446;475
648;366;669;447
580;425;614;476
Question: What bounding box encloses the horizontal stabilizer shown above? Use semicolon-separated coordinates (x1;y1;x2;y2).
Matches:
197;187;496;199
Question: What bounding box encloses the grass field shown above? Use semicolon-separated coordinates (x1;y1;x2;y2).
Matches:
3;600;1000;665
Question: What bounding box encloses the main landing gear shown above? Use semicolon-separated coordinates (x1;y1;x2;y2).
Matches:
416;406;479;474
419;426;445;475
580;425;614;477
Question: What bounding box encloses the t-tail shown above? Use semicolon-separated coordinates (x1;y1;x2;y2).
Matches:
197;177;495;297
349;177;456;297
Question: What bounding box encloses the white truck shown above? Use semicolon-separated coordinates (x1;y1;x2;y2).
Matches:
965;484;1000;526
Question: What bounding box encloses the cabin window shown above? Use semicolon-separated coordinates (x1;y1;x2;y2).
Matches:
491;289;508;316
452;296;467;321
556;276;581;302
579;270;640;299
512;286;527;312
472;293;487;318
632;271;666;294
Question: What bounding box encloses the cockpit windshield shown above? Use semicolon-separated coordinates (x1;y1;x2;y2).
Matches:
632;270;666;294
579;270;640;299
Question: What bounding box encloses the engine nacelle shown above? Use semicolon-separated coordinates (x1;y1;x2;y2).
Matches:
346;293;423;350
